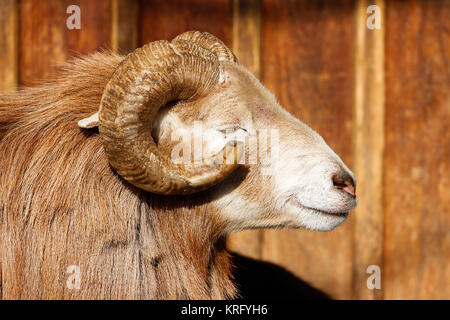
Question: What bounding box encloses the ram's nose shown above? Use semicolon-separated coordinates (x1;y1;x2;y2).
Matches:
332;171;356;197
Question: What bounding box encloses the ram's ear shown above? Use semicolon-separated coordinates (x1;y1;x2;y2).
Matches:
78;112;99;129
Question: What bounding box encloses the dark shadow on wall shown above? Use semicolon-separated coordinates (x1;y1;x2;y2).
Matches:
231;253;330;300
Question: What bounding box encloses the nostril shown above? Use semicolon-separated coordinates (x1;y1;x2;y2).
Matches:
332;173;356;197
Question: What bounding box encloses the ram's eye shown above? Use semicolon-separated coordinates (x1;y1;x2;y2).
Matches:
218;125;247;135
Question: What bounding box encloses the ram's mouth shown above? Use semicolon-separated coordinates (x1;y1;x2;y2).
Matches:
289;197;349;217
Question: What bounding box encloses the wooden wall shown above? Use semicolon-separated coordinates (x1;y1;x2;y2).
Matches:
0;0;448;299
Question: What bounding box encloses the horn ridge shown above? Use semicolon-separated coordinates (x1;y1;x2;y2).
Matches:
98;38;241;195
173;31;237;63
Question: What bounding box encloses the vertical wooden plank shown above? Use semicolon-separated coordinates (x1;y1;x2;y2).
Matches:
352;0;385;300
111;0;138;54
139;0;232;46
261;0;356;299
19;0;111;86
0;0;18;91
227;0;262;259
384;0;450;299
232;0;261;78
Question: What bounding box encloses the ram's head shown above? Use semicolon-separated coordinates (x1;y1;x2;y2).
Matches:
80;31;357;232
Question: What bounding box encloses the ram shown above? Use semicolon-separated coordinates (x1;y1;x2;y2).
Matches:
0;31;356;299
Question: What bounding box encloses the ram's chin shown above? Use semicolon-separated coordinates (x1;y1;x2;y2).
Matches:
286;205;349;231
299;210;348;231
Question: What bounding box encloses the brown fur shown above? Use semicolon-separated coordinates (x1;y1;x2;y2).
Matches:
0;52;237;299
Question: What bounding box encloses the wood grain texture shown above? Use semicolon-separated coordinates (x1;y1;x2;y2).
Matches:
111;0;138;54
352;0;385;300
19;0;111;86
139;0;232;46
227;0;262;260
0;0;18;92
261;0;356;299
232;0;261;77
384;0;450;300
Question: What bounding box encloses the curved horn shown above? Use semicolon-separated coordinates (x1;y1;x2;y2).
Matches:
173;31;237;63
98;39;242;195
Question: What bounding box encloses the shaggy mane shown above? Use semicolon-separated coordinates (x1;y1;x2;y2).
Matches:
0;53;236;299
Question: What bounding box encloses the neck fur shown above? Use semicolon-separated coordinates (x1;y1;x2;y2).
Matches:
139;193;237;299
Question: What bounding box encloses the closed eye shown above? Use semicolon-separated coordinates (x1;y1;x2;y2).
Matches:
218;125;246;134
